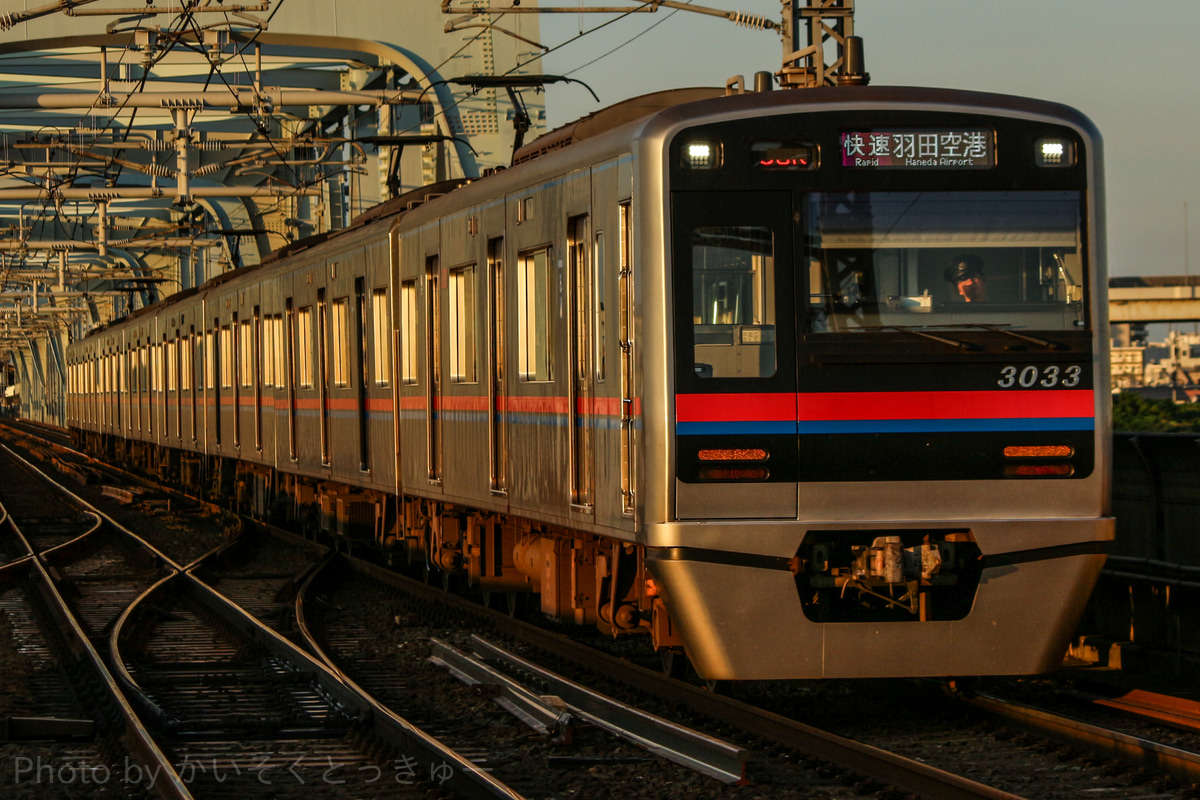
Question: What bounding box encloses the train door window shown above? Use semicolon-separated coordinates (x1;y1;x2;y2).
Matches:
400;280;418;384
569;214;594;510
174;336;182;436
594;231;606;383
355;278;369;472
163;338;172;439
487;237;507;495
239;320;254;388
205;330;214;390
426;256;442;482
232;314;242;447
297;307;314;389
372;288;390;386
167;339;177;392
318;288;330;465
449;264;477;383
118;348;127;431
99;354;107;428
619;201;635;516
140;344;149;431
188;327;197;442
181;335;192;391
253;307;262;451
286;299;297;460
331;297;349;388
220;326;233;389
263;316;275;389
148;343;156;435
212;320;221;444
518;246;553;382
93;358;99;424
691;226;777;379
273;315;285;389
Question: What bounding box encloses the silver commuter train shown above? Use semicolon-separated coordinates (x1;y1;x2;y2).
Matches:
66;84;1113;680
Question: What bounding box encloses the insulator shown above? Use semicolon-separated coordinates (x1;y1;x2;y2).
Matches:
729;11;769;30
0;13;15;31
191;163;223;177
159;97;205;110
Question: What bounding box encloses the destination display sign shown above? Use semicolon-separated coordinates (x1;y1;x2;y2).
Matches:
751;141;817;171
841;129;994;169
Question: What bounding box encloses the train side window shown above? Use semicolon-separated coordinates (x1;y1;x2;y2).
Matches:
691;226;777;379
372;289;390;386
518;246;553;382
400;280;418;385
449;264;477;383
332;298;349;388
297;307;314;389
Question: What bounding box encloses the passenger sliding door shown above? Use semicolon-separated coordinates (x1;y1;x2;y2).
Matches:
671;191;798;520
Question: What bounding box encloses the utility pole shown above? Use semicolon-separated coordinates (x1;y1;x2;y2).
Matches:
779;0;867;88
442;1;868;89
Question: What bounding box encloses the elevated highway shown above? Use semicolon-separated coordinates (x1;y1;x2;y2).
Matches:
1110;277;1200;323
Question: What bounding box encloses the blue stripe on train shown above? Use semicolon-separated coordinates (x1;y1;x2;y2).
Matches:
678;417;1096;436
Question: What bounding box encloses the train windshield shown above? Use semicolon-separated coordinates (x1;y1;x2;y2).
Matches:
806;190;1085;333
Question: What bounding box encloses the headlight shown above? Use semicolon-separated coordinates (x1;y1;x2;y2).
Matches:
1035;137;1075;168
682;140;721;170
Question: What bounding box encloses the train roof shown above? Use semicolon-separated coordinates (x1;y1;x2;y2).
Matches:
639;84;1099;136
511;87;725;166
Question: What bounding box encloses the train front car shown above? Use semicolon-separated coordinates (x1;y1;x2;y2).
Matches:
640;87;1112;680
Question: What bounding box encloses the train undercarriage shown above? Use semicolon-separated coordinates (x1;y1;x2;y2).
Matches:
77;430;686;660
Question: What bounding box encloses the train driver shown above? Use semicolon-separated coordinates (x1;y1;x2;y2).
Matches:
944;255;989;302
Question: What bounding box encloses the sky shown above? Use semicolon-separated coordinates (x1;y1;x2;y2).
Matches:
531;0;1200;284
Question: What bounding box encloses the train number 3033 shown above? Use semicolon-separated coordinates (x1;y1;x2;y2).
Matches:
998;365;1082;389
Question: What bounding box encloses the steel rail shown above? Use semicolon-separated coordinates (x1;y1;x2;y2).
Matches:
290;555;527;800
107;572;187;726
429;636;571;737
8;559;193;799
964;693;1200;786
1089;688;1200;732
437;634;749;784
0;486;193;798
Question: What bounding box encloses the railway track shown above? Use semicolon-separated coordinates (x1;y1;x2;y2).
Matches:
5;423;1200;798
111;573;483;799
0;461;188;798
297;557;774;799
0;442;524;799
302;552;1200;800
958;677;1200;788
